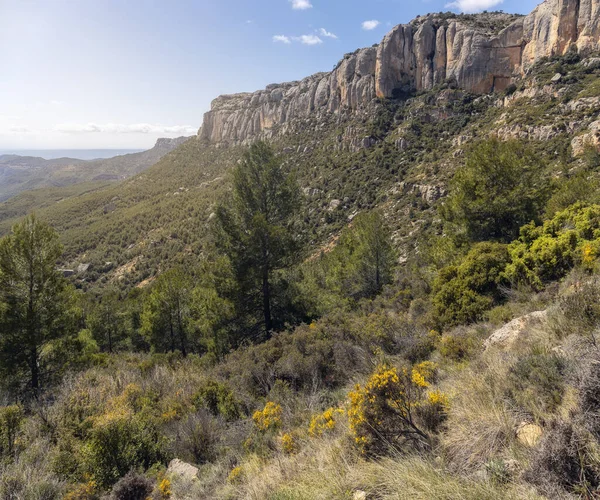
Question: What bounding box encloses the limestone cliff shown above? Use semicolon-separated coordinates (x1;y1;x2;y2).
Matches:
199;0;600;145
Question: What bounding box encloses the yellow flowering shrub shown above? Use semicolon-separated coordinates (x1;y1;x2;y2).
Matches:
157;478;171;499
416;390;450;433
280;432;298;454
308;407;344;437
252;402;282;432
348;364;436;455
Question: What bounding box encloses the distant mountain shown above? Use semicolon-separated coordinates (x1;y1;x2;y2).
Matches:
0;136;191;202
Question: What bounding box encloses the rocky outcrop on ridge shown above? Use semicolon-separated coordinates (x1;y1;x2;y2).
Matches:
199;0;600;145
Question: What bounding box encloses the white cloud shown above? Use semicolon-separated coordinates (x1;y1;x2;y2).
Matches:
8;126;32;134
361;20;380;30
294;34;323;45
445;0;502;12
318;28;338;39
54;123;197;135
290;0;312;9
273;35;292;44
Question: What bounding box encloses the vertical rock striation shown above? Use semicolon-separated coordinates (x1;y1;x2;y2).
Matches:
199;0;600;145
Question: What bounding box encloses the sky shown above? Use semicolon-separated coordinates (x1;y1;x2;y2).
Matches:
0;0;541;150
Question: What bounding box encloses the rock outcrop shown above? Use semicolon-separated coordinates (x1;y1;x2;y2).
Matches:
199;0;600;146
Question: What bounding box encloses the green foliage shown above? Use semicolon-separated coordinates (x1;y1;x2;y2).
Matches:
545;171;600;217
442;138;549;242
297;210;396;316
86;289;127;353
141;268;193;356
432;242;510;326
83;412;166;488
504;203;600;289
192;379;242;421
0;214;80;393
0;405;24;460
215;141;302;337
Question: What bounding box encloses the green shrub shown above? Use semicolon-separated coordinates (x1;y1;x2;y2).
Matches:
0;405;24;460
504;203;600;289
432;242;510;326
83;413;166;488
192;380;242;421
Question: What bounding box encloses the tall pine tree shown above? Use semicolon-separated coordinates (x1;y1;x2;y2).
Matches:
215;141;301;338
0;215;78;393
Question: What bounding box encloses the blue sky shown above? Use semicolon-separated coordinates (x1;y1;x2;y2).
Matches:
0;0;540;149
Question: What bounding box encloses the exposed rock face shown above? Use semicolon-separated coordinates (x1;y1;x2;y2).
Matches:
199;0;600;146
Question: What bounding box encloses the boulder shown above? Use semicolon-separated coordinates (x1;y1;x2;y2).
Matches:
517;422;543;447
167;459;199;482
484;310;548;351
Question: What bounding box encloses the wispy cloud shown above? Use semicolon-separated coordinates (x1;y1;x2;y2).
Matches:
318;28;338;39
273;35;292;44
54;123;197;135
361;20;380;30
290;0;312;9
8;126;32;134
294;34;323;45
445;0;502;12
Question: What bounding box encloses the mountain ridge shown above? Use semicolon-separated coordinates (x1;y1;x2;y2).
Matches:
0;136;191;203
199;0;600;146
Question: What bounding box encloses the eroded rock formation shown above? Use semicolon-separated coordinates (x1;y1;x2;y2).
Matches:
199;0;600;145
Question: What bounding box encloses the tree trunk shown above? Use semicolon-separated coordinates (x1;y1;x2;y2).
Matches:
169;317;175;353
262;238;272;337
176;306;187;357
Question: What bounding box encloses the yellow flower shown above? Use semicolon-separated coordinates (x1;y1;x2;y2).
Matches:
281;432;298;454
252;401;282;432
158;478;172;499
308;407;344;436
228;466;244;483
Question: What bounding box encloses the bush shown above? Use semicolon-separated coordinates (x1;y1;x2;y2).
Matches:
83;412;166;488
192;380;242;421
348;363;437;455
0;404;24;459
111;471;153;500
166;411;223;465
504;203;600;289
555;277;600;342
253;402;283;432
432;243;510;326
438;327;479;361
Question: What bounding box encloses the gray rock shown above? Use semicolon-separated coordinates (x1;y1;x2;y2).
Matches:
551;72;562;82
167;458;199;482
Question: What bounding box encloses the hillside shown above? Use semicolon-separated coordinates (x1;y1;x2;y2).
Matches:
0;136;190;204
3;0;600;498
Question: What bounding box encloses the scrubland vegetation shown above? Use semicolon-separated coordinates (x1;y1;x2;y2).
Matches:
3;50;600;499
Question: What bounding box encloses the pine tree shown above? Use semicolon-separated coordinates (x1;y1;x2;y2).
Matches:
140;268;192;355
0;215;78;393
215;141;301;338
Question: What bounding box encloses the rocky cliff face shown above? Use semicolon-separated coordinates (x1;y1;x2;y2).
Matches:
199;0;600;145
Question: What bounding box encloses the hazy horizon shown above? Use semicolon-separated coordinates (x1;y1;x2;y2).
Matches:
0;148;146;161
